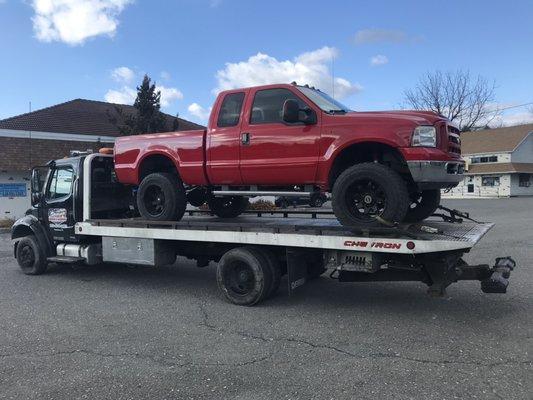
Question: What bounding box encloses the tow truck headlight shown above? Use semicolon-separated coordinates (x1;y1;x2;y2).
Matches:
412;126;437;147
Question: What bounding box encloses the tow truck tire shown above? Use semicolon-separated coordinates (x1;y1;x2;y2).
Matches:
16;235;47;275
208;196;249;218
137;173;186;221
216;247;273;306
404;189;441;223
253;247;282;298
332;163;409;228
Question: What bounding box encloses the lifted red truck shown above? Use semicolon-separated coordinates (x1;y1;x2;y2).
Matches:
114;83;465;228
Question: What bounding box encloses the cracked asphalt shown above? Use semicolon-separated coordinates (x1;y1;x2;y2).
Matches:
1;198;532;400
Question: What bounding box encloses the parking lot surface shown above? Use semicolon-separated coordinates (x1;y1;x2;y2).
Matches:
1;198;532;400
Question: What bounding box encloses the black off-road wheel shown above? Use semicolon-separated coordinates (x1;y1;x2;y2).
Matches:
137;173;186;221
208;196;249;218
16;235;47;275
216;247;273;306
404;189;441;223
332;163;409;228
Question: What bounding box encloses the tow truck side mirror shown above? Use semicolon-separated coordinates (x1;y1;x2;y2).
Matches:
282;99;317;125
30;168;43;206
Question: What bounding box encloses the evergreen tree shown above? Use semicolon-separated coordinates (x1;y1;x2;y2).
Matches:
113;75;167;135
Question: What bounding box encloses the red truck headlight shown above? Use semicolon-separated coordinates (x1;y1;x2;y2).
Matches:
411;126;437;147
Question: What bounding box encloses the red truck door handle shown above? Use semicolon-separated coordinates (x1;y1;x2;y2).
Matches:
241;132;251;145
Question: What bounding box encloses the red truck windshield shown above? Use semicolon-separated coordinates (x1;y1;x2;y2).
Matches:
296;86;351;113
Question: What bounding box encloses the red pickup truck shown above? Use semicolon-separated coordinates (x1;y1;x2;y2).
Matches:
114;83;464;227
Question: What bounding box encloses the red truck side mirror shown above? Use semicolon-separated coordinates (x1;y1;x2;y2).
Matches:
283;99;317;125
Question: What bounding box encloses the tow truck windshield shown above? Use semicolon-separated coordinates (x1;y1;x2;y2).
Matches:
296;86;351;114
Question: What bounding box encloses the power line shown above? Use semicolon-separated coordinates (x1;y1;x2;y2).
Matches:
497;102;533;112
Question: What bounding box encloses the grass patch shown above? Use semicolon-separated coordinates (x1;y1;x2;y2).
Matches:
0;218;15;229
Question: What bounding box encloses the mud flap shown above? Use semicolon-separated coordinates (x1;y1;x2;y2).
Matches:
286;248;308;296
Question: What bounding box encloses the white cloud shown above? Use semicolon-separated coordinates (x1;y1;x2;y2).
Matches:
214;46;362;99
158;86;183;107
105;84;183;108
354;29;420;45
188;103;211;121
160;70;171;81
104;86;136;104
111;66;135;83
370;55;388;66
31;0;133;45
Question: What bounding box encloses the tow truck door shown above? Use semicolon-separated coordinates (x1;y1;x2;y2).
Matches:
41;160;79;242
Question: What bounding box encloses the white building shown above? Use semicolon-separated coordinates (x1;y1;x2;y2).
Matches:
445;123;533;198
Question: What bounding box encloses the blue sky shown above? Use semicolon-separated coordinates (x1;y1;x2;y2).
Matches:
0;0;532;126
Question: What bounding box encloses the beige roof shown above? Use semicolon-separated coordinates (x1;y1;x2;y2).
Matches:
461;124;533;155
466;162;533;175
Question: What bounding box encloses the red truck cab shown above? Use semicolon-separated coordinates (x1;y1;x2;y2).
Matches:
114;83;464;228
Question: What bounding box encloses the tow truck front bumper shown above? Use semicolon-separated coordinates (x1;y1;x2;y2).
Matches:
407;160;465;189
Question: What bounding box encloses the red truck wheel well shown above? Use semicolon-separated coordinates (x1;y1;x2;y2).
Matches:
138;154;180;181
328;142;408;189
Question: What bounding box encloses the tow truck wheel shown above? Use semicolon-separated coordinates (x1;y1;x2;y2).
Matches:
216;247;273;306
404;189;441;223
332;163;409;228
207;196;249;218
252;247;282;298
137;172;186;221
16;235;47;275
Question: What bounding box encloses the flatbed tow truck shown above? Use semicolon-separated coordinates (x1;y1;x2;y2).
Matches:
11;152;516;306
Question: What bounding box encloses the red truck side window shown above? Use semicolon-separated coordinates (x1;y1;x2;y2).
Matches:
250;89;308;125
217;92;245;127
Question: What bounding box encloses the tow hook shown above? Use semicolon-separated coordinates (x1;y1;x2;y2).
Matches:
481;257;516;294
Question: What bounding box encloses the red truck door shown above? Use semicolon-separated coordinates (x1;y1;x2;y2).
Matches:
206;90;248;185
239;87;321;185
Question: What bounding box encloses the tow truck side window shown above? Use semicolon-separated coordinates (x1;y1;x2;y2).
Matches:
46;167;74;200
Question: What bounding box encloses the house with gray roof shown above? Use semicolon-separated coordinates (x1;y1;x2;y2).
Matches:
444;123;533;197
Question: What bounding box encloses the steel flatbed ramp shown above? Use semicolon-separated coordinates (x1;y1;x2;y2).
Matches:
76;215;494;255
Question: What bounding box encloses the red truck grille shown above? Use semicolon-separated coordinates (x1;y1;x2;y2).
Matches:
446;125;461;156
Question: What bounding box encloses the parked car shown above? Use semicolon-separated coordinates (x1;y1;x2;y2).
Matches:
114;83;464;227
275;193;328;208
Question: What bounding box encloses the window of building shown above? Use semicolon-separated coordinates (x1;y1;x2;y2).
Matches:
519;174;531;187
470;155;498;164
46;167;74;200
217;92;245;127
250;88;308;124
481;176;500;187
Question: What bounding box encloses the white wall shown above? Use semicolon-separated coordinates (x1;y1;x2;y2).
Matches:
0;170;31;220
443;174;511;197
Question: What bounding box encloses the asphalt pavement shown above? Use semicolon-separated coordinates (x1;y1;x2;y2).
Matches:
0;198;532;399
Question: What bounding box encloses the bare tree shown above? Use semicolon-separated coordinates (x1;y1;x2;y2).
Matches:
403;70;498;131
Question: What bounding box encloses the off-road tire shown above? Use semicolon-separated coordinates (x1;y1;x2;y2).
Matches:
332;163;409;228
216;247;273;306
137;173;186;221
16;235;47;275
208;196;249;218
404;189;441;223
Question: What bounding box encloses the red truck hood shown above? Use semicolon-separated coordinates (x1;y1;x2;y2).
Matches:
347;110;446;125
